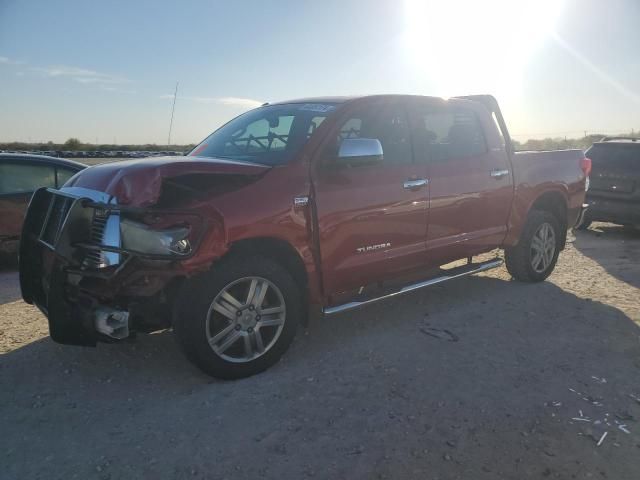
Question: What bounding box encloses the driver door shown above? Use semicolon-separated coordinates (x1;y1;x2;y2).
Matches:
312;99;430;298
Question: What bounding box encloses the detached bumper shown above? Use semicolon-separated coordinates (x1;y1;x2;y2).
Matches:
19;188;202;346
19;188;106;345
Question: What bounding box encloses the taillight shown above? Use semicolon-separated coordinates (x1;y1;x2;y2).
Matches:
580;157;592;177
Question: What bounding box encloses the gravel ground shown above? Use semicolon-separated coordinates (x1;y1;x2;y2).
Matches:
1;223;639;479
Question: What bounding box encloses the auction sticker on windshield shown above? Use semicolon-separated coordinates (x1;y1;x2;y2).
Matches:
298;104;336;113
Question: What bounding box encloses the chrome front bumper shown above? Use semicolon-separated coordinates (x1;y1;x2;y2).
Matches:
19;186;206;345
19;187;125;344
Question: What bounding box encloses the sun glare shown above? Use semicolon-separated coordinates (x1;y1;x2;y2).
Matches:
404;0;564;99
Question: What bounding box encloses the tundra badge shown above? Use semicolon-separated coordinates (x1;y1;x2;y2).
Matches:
356;242;391;253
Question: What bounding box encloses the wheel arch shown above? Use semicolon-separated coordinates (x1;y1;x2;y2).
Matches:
504;188;570;249
221;236;313;320
529;190;569;249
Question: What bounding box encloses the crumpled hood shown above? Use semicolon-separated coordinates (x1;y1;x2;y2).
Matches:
66;156;270;206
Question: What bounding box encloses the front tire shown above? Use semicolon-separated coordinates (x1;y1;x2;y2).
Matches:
173;256;302;379
505;210;562;282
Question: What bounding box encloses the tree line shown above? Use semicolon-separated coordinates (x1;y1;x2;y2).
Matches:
511;134;617;151
2;132;638;154
0;138;195;153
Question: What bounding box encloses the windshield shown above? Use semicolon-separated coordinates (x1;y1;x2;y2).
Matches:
189;103;339;165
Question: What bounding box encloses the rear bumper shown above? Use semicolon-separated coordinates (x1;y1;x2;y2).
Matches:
584;196;640;225
574;203;589;227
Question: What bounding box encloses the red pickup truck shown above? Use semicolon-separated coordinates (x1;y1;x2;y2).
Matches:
19;95;589;379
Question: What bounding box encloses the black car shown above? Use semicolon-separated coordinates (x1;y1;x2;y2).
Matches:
0;153;86;257
578;137;640;229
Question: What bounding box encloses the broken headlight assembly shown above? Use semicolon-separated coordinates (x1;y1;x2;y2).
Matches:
120;219;193;256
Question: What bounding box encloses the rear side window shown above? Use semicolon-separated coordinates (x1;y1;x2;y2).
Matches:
0;163;56;195
415;108;487;161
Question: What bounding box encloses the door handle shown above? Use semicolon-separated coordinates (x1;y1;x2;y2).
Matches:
490;169;509;179
403;178;429;189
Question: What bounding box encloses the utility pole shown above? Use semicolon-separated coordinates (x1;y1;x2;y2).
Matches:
584;130;587;138
167;81;179;147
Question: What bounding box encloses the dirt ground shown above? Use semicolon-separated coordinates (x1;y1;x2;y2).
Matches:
1;223;639;480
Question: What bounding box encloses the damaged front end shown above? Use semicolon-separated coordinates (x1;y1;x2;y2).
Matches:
19;186;208;345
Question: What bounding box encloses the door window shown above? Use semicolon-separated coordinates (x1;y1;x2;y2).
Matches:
0;163;56;195
414;108;487;162
56;167;78;187
334;104;413;164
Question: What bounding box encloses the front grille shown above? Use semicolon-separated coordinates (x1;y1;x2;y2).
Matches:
83;212;109;268
40;194;73;246
33;188;121;270
91;213;108;242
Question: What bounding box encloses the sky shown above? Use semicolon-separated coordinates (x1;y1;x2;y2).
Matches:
1;0;639;145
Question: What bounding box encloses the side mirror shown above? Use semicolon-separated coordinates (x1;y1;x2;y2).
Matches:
337;138;383;166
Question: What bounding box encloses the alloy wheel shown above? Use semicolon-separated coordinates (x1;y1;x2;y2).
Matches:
530;222;556;273
205;277;286;363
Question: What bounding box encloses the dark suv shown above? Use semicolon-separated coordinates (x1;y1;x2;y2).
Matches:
578;137;640;229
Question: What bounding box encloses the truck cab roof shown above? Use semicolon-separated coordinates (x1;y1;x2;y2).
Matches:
267;94;478;107
598;137;640;145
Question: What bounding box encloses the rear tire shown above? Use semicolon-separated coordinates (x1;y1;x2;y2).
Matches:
173;256;302;379
505;210;562;282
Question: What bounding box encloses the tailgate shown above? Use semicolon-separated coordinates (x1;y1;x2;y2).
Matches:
590;175;635;194
587;143;640;199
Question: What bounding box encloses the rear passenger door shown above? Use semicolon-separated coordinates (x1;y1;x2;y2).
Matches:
409;100;513;264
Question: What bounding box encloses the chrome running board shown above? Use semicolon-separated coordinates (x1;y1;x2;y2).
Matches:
323;258;503;315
